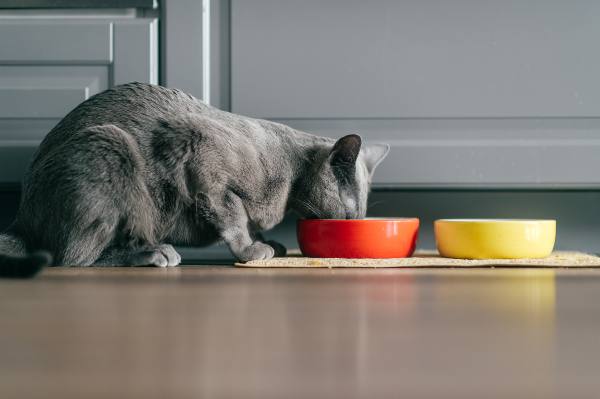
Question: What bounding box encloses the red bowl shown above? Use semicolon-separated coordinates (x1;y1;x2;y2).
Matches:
297;218;419;258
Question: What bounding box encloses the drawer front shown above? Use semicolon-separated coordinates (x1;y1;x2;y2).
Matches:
232;0;600;119
0;65;109;183
0;88;88;119
0;18;157;184
0;21;113;64
0;65;108;120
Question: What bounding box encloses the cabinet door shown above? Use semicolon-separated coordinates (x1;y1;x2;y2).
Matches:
0;18;158;184
230;0;600;188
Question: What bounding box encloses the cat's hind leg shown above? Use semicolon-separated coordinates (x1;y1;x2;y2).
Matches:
55;217;117;266
29;124;158;266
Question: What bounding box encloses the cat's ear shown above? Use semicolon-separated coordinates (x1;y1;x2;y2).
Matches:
362;143;390;176
329;134;362;168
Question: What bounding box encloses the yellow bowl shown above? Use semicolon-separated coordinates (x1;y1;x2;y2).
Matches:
434;219;556;259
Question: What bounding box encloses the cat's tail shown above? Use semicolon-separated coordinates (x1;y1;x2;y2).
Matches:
0;232;52;278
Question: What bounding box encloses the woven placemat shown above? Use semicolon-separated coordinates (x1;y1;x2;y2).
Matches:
235;250;600;268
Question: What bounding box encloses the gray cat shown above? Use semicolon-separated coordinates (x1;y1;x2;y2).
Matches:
0;82;388;276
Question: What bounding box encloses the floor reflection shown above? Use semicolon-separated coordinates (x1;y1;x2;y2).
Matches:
0;268;568;398
431;269;556;325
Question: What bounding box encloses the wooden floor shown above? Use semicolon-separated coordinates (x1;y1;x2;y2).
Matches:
1;266;600;399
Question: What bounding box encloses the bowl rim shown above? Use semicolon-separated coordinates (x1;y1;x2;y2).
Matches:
435;218;556;223
298;217;419;222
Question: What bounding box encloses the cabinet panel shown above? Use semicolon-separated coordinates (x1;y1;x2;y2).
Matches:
0;66;109;183
0;21;113;64
0;88;87;119
0;66;108;118
113;19;158;85
0;16;156;184
230;0;600;187
232;0;600;119
281;118;600;187
0;119;58;141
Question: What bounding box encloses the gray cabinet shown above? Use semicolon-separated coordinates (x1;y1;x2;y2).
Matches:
0;17;158;183
229;0;600;188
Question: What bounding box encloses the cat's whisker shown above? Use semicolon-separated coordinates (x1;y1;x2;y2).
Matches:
368;200;385;209
294;198;324;219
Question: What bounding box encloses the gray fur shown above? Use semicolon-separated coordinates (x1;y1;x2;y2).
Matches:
0;83;389;267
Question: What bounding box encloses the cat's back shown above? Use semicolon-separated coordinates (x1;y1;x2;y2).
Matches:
38;82;208;152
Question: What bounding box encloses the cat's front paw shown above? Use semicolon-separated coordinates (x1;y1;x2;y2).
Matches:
264;240;287;257
135;244;182;267
238;241;275;262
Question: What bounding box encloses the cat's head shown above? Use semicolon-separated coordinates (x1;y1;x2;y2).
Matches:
294;134;389;219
